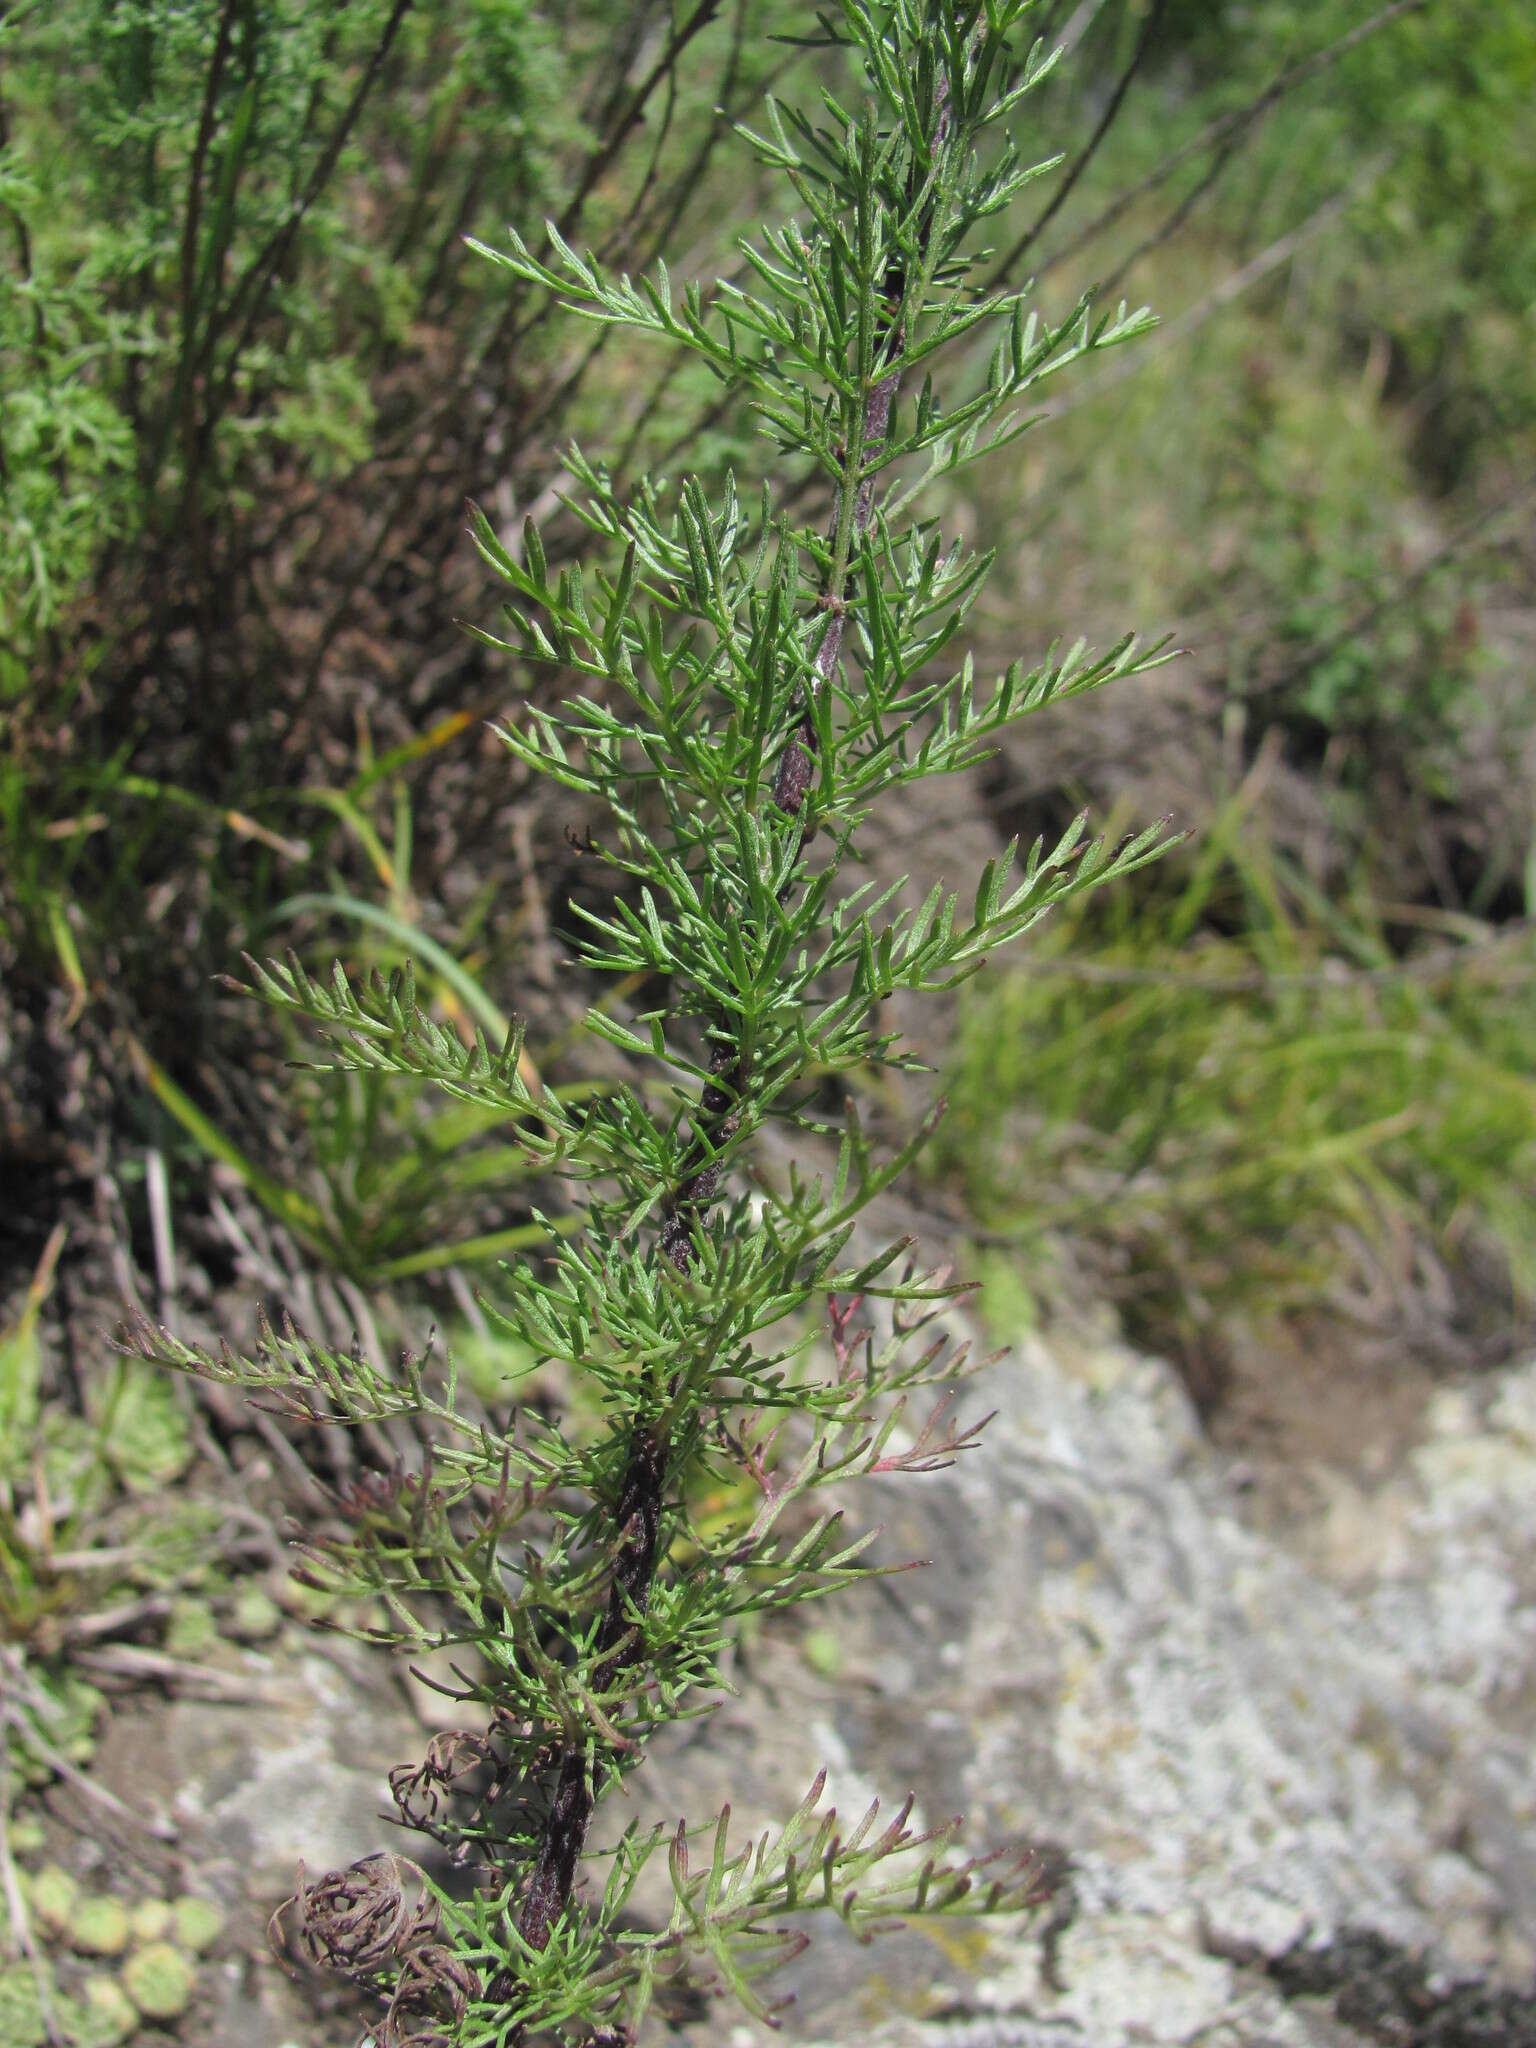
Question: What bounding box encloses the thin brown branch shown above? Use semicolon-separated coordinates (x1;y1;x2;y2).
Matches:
178;0;240;365
1094;127;1241;298
1004;0;1167;273
472;0;722;389
993;0;1428;290
193;0;414;479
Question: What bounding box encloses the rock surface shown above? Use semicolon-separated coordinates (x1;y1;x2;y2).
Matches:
54;1321;1536;2046
646;1321;1536;2046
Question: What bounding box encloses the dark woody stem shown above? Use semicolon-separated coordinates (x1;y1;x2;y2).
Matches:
518;65;959;1969
517;1429;665;1955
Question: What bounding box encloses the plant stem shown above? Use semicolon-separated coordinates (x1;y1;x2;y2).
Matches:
516;50;963;1964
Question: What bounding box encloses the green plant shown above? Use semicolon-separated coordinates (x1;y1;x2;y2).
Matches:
129;4;1177;2040
0;1844;218;2047
0;0;609;651
0;0;783;1194
0;1226;237;1794
932;788;1536;1370
129;875;595;1286
0;0;788;686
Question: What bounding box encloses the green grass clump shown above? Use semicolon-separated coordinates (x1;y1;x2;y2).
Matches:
934;801;1535;1369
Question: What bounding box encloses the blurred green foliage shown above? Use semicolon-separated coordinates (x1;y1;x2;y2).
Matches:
934;798;1536;1371
977;0;1534;897
1142;0;1536;787
921;2;1534;1372
0;0;570;658
1153;0;1536;468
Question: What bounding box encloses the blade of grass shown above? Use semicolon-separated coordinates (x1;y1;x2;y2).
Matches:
364;1216;582;1284
347;703;495;799
125;1034;332;1255
115;774;310;861
292;788;397;891
45;896;87;1027
0;1224;67;1466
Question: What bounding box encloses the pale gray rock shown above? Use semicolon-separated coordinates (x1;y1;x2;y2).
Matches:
665;1326;1536;2046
